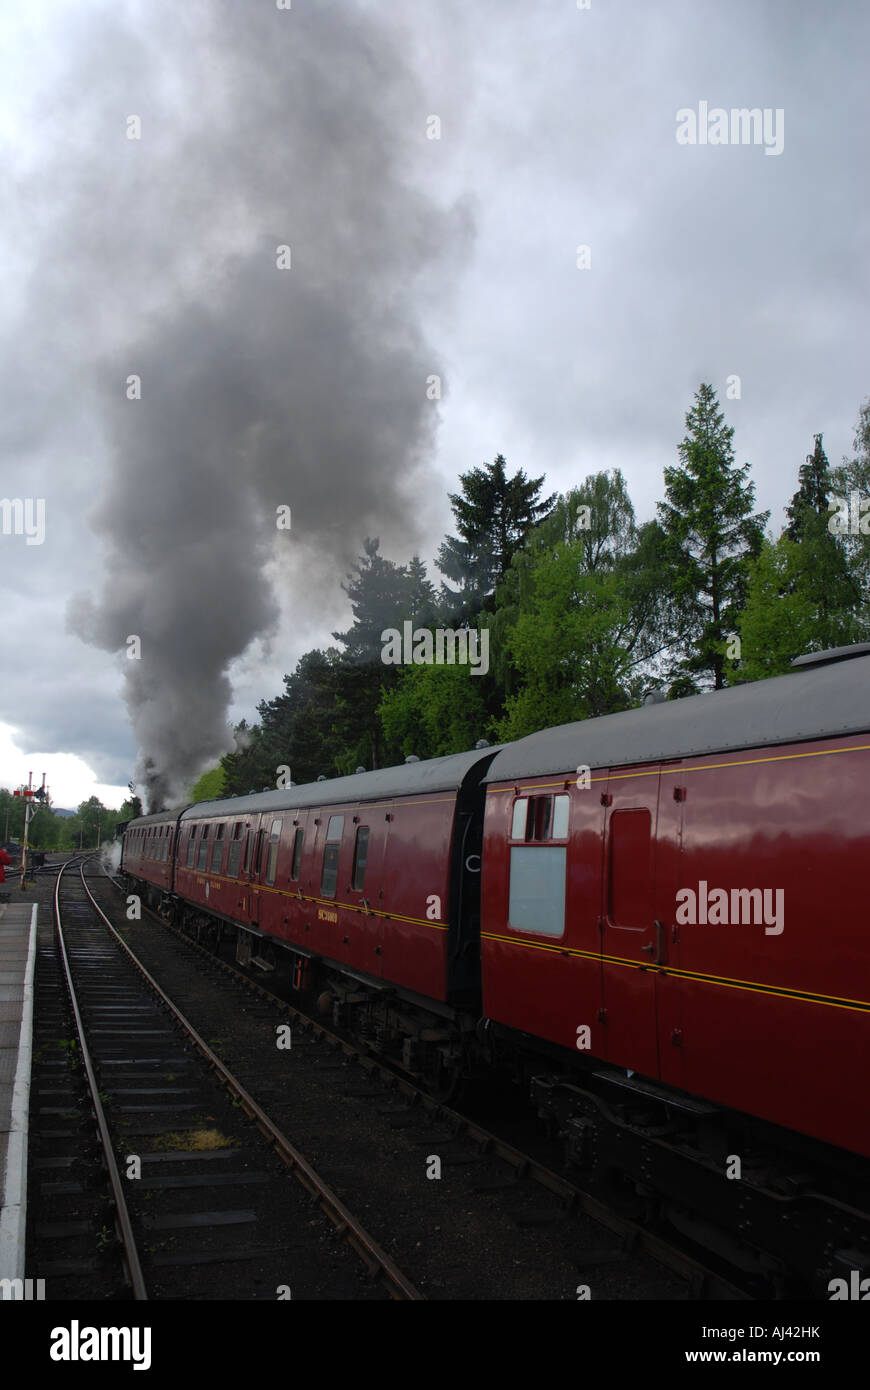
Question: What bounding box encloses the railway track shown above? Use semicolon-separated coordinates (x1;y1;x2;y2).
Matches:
87;857;750;1300
27;857;420;1300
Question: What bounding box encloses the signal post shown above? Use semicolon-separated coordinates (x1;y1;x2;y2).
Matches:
12;772;48;891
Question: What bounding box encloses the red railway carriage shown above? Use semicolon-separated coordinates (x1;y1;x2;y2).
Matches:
481;645;870;1160
172;747;497;1008
120;810;180;898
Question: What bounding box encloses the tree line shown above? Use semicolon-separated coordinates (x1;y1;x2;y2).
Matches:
0;789;142;851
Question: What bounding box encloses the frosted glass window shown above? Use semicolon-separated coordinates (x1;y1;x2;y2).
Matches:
509;846;566;937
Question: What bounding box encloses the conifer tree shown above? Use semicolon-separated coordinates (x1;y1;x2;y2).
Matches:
657;384;768;688
332;537;410;664
437;454;554;618
785;433;833;541
404;554;439;625
734;431;863;678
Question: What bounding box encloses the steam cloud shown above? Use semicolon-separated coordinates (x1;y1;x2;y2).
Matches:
56;1;471;809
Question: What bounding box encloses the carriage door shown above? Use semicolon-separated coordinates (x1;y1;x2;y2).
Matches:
599;768;664;1079
241;818;263;926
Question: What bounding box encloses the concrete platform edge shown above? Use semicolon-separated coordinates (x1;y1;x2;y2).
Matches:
0;902;38;1285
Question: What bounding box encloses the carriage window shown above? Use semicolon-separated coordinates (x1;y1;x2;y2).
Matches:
265;819;282;886
320;815;344;897
197;824;210;871
226;823;244;877
210;823;225;873
552;795;569;839
186;826;197;868
511;794;569;842
509;846;566;937
290;827;304;881
351;827;370;890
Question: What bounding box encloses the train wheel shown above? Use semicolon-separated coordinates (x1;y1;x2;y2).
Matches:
424;1054;464;1106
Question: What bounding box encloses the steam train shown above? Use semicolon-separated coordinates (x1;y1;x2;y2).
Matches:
120;643;870;1288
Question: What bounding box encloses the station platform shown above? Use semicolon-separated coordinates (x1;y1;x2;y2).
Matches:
0;899;38;1289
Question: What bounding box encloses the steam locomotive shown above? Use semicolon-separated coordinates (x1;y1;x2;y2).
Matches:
121;642;870;1289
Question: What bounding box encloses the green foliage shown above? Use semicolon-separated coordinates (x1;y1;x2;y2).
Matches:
494;472;676;739
785;434;833;541
0;788;122;852
496;562;634;739
189;766;226;803
657;383;769;688
378;643;493;760
405;554;439;625
735;524;862;684
220;646;374;795
734;423;865;682
332;537;410;663
25;805;57;850
491;475;675;745
437;454;555;619
119;787;143;821
0;787;25;842
732;537;813;679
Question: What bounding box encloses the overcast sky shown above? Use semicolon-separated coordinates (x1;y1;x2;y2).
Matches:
1;0;867;811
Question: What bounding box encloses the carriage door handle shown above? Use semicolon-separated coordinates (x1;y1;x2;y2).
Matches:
641;920;664;965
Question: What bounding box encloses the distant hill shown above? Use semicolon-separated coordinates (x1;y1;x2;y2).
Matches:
52;808;76;818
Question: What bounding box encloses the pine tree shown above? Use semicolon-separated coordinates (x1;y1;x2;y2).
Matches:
783;433;860;634
735;532;861;680
329;539;413;770
733;430;863;678
437;454;554;618
785;434;833;541
657;384;768;689
404;555;439;625
332;538;410;664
